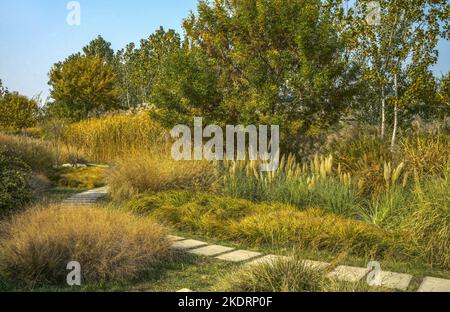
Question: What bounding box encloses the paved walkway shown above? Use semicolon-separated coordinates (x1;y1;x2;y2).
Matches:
62;187;109;205
64;188;450;292
168;238;450;292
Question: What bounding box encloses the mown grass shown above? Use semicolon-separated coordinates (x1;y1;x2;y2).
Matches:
0;251;238;292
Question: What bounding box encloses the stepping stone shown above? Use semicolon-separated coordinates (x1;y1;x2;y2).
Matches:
326;265;369;283
188;245;234;257
246;255;290;266
302;259;330;271
171;239;208;250
167;235;185;241
215;250;262;262
176;288;194;292
417;277;450;292
379;271;413;291
62;187;109;205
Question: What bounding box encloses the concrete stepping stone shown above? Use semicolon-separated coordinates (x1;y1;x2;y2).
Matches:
215;250;262;262
188;245;234;257
62;187;108;205
379;271;413;291
167;235;185;241
327;265;369;283
417;277;450;292
302;259;330;271
177;288;194;292
172;239;208;250
246;255;290;266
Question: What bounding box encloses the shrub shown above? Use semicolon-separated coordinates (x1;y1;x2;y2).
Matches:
107;150;217;201
0;152;31;215
0;204;171;287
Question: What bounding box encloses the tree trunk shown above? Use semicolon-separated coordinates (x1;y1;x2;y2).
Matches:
391;74;398;149
381;86;386;139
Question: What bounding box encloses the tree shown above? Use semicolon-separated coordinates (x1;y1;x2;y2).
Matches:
82;35;115;64
350;0;449;146
48;55;120;120
0;92;39;130
181;0;360;152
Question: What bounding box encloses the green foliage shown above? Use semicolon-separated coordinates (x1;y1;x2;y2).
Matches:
0;151;31;215
83;35;115;64
0;92;39;130
48;55;120;120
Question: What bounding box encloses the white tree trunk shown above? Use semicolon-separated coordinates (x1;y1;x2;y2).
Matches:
381;86;386;139
391;74;398;148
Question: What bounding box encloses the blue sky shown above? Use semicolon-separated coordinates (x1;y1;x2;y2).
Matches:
0;0;449;100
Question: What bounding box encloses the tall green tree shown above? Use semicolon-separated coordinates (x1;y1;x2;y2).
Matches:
48;55;120;120
182;0;360;151
82;35;115;64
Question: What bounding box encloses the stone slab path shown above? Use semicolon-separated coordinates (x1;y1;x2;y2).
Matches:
62;187;108;205
64;188;450;292
417;277;450;292
170;234;450;292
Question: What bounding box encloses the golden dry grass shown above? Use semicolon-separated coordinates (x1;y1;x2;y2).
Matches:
59;113;165;163
107;150;217;201
0;204;171;287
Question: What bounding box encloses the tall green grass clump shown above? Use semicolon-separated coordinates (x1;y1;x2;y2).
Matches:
221;155;362;217
215;255;386;292
400;174;450;268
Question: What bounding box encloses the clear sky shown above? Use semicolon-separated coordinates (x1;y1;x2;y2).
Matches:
0;0;449;100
